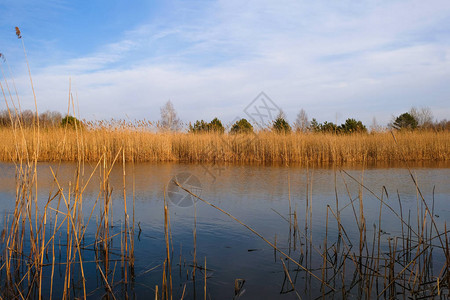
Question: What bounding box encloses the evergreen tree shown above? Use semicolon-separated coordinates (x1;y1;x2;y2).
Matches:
392;113;418;130
230;118;254;134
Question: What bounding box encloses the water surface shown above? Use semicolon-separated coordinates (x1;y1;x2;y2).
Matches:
0;161;448;299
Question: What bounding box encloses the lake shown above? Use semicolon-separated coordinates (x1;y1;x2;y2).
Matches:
0;161;448;299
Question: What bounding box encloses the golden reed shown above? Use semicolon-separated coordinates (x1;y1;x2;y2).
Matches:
0;127;448;163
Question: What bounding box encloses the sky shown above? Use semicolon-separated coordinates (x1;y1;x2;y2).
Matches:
0;0;449;127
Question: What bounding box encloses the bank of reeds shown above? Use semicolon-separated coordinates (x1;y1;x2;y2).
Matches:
0;127;448;163
0;90;136;298
0;146;136;299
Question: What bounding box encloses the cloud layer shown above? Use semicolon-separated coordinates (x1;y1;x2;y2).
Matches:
2;0;450;126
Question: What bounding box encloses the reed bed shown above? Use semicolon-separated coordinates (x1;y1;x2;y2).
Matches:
0;152;137;299
0;107;136;298
0;127;448;163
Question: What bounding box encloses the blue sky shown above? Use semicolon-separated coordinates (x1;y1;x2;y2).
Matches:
1;0;449;126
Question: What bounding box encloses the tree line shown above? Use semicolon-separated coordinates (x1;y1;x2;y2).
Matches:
0;109;82;128
160;100;450;134
1;102;448;133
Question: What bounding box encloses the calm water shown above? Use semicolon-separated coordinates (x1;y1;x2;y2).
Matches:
0;161;449;299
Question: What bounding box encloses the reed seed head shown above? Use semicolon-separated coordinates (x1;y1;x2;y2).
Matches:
15;27;22;39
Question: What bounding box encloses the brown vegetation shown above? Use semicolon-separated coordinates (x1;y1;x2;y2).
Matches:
0;127;448;163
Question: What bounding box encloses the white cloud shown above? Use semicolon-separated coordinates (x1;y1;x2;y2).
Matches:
3;0;450;127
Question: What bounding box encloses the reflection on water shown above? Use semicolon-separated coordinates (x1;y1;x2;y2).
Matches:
0;161;448;299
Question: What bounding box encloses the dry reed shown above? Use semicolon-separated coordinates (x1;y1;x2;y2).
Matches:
0;128;448;163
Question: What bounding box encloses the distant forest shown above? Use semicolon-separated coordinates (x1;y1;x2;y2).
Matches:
1;105;449;133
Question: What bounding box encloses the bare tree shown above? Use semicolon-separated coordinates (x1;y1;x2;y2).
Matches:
0;110;11;127
409;107;433;128
293;109;309;132
276;110;288;120
21;110;34;127
369;116;384;133
160;100;181;132
39;110;62;128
